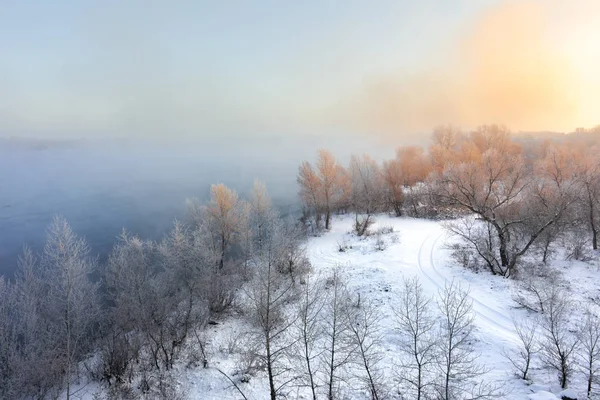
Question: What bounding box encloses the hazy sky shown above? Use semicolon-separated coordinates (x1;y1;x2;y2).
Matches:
1;0;599;140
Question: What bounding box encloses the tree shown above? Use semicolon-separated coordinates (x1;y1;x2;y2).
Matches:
435;280;491;400
274;217;311;284
437;149;575;277
316;149;345;230
381;158;404;216
294;275;326;400
396;146;431;216
39;216;101;400
245;227;299;400
350;154;383;236
158;221;210;351
394;277;437;400
469;124;521;155
575;147;600;250
0;276;20;399
429;125;461;173
249;180;278;254
348;299;386;400
539;287;579;389
503;317;539;380
578;310;600;397
8;246;62;399
322;268;355;399
205;183;249;269
298;160;323;229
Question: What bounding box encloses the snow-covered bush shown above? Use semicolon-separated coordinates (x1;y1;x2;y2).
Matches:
564;232;594;262
513;264;565;314
374;233;386;251
448;242;480;272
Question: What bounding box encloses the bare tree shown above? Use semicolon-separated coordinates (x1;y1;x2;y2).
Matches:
575;147;600;250
39;216;101;400
249;180;278;254
298;160;323;230
245;231;299;400
578;310;600;397
317;149;345;230
436;149;576;277
429;125;462;173
294;274;326;400
393;277;437;400
274;217;311;284
204;183;249;269
158;221;210;353
382;158;404;216
396;146;431;216
503;317;539;380
539;287;579;389
435;280;491;400
322;268;355;400
513;267;563;314
350;154;383;236
348;298;387;400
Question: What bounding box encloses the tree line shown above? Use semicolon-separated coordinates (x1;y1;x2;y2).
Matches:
298;124;600;277
0;181;310;399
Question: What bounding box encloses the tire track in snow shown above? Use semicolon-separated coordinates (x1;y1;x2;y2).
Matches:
429;234;515;331
417;232;517;341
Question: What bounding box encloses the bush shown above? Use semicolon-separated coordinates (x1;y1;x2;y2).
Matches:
448;242;479;272
564;234;594;262
374;234;386;251
354;214;373;237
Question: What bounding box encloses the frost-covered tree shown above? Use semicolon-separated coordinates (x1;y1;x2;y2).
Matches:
298;160;323;229
322;268;355;399
200;183;249;269
245;229;299;400
577;310;600;397
539;287;579;389
39;216;101;400
249;180;278;253
294;275;326;400
316;149;344;230
435;280;493;400
394;277;437;400
348;299;387;400
503;317;539;380
437;148;576;277
381;158;404;216
350;154;383;236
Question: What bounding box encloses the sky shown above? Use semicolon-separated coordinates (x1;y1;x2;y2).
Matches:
1;0;599;141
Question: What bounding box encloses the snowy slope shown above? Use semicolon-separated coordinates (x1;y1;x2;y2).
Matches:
64;214;599;399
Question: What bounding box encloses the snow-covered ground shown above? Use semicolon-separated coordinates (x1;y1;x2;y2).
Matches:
65;215;600;400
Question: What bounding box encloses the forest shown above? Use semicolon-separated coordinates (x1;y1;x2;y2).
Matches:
2;125;600;399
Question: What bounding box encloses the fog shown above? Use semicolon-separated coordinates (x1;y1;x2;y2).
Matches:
0;135;392;276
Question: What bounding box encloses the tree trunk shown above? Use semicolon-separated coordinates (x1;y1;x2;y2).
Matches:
588;359;593;397
219;233;226;269
588;191;598;250
266;336;277;400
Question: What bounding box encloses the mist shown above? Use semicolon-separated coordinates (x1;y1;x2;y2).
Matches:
2;1;598;143
338;0;600;137
0;134;392;276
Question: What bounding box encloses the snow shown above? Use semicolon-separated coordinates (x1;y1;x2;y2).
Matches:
62;214;600;399
528;391;559;400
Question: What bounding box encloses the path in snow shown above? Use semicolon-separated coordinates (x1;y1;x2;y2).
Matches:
306;216;520;345
417;232;518;343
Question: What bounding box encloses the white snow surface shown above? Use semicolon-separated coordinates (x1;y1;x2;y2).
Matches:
62;215;600;399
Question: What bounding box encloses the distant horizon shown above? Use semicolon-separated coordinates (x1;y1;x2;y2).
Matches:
2;1;599;141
